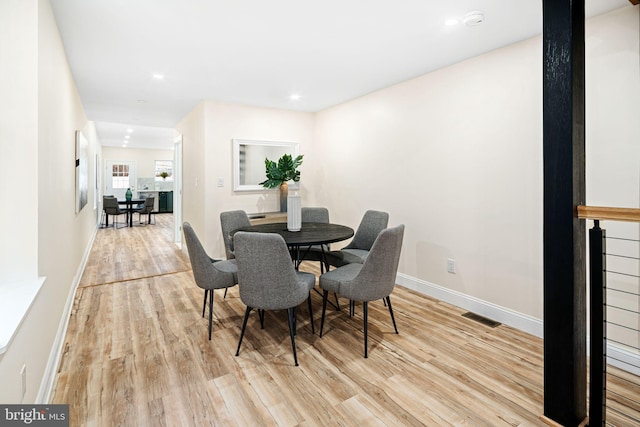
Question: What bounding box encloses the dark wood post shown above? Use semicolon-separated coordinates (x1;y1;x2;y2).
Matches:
589;221;606;425
542;0;587;425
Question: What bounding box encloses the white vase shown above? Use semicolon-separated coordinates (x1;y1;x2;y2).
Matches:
287;194;301;232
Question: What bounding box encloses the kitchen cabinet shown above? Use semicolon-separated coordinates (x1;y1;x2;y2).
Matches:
159;191;173;213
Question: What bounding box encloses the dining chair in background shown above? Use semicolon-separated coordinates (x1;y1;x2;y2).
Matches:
220;210;251;260
102;195;126;228
299;207;330;271
100;195;112;227
298;206;342;310
183;222;238;340
220;210;251;298
134;196;155;225
319;224;405;358
326;210;389;267
233;231;316;366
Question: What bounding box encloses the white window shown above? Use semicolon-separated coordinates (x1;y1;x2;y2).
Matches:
155;160;173;182
112;164;130;189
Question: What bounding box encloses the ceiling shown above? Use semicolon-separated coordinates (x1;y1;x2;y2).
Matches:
49;0;630;149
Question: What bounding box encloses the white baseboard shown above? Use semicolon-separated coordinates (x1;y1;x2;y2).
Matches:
36;225;98;403
396;273;543;338
396;273;640;375
603;342;640;377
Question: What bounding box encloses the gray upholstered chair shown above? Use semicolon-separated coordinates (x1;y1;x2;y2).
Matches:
326;210;389;267
233;231;316;366
220;210;251;298
133;196;155;225
183;222;238;340
102;195;126;228
220;210;251;260
319;224;404;358
299;207;330;271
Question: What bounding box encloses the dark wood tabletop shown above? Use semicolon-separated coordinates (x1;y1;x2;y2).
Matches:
118;199;144;205
232;222;354;247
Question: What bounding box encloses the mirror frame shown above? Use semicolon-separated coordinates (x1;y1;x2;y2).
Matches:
232;139;300;192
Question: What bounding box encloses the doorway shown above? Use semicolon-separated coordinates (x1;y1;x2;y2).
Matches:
104;160;137;200
173;135;183;248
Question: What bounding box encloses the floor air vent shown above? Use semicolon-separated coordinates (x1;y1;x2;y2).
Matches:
462;312;501;328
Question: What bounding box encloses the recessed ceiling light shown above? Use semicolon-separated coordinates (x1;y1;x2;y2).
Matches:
137;99;147;103
125;135;130;139
445;18;459;26
290;93;301;101
152;73;164;80
127;128;133;133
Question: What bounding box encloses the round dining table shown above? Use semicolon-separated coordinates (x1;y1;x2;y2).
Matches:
232;222;354;269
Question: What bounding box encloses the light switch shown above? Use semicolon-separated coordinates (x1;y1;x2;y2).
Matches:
217;177;224;187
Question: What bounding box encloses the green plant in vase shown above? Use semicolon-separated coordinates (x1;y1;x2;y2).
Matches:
259;154;303;212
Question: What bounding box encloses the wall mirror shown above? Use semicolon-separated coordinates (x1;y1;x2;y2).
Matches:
233;139;300;191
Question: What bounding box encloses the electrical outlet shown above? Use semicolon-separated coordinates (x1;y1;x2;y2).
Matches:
20;364;26;402
447;259;456;274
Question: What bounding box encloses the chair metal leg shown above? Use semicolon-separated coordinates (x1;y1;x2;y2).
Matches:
386;296;399;334
363;301;368;358
312;288;341;311
115;214;127;229
292;306;297;336
287;307;299;366
307;292;315;334
208;288;214;340
223;287;228;299
235;306;252;356
202;289;209;317
319;290;329;337
258;309;265;329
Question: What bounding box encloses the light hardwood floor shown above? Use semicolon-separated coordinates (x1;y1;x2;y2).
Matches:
52;214;552;426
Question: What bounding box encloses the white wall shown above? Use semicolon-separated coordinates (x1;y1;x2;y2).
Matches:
315;36;545;320
585;7;640;353
176;102;209;247
586;7;640;217
177;101;314;256
0;0;38;286
0;0;98;403
312;6;639;325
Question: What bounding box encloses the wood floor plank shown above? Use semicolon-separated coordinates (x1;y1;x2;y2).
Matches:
213;372;278;426
49;214;640;426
